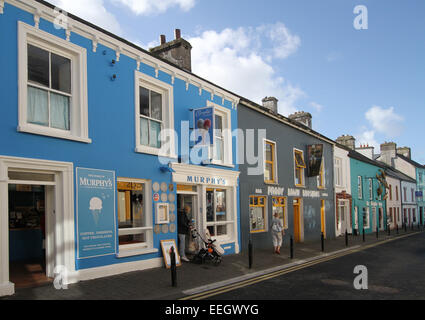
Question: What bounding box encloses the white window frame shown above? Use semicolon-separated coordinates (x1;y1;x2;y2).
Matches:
18;22;90;143
358;176;363;200
263;139;278;184
334;157;343;187
208;101;233;167
134;71;176;158
116;177;157;258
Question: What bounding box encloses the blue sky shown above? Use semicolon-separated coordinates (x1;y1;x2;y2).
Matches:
51;0;425;163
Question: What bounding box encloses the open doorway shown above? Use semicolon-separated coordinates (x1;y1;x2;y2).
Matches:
8;183;52;288
177;193;197;256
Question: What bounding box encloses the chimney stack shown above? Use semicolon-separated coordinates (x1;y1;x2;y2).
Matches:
356;144;374;160
380;142;397;166
288;111;313;129
150;29;192;72
397;146;411;159
336;135;356;150
160;34;166;45
262;97;278;113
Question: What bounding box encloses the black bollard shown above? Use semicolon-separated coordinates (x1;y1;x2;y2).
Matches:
388;225;390;236
404;223;407;232
290;236;294;259
321;232;324;252
376;226;379;239
363;227;365;242
396;224;399;234
248;239;253;269
345;230;348;247
170;246;177;287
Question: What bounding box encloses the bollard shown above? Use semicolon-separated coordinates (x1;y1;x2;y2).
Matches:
170;246;177;287
362;227;365;242
321;232;324;252
376;226;379;239
290;236;294;259
404;223;407;232
396;224;399;234
345;230;348;247
388;225;390;236
248;239;253;269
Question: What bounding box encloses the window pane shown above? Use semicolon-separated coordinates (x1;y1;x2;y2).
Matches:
50;92;70;130
217;225;227;236
250;206;265;232
139;87;150;117
140;117;149;146
215;138;224;161
150;90;162;121
215;115;223;132
265;143;273;161
51;53;71;94
149;120;162;148
295;168;302;185
216;190;226;222
119;233;146;246
131;190;144;228
28;44;49;87
27;86;49;126
265;162;273;181
295;152;305;167
206;190;214;222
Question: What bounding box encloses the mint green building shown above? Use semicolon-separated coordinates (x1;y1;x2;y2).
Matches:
349;150;387;234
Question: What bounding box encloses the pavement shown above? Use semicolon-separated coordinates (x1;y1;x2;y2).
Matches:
2;226;423;300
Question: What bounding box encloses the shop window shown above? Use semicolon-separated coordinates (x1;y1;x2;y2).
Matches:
264;140;277;184
18;22;90;143
249;195;267;233
272;197;287;229
294;149;306;187
135;71;176;158
206;189;231;237
117;180;153;250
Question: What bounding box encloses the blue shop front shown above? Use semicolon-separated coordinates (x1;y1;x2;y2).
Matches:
0;0;240;296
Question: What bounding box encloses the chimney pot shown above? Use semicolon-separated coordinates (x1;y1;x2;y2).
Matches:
160;34;166;45
175;29;181;40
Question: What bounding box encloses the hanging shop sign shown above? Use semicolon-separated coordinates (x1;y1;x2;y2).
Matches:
307;144;323;177
76;167;117;259
193;107;214;147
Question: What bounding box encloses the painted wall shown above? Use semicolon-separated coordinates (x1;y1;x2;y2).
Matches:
238;104;335;251
0;2;239;270
385;175;402;228
350;157;387;234
416;167;425;225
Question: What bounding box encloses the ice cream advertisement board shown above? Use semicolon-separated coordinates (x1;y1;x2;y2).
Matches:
76;167;117;259
193;107;214;147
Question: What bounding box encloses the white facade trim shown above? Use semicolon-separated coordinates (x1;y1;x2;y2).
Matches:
5;0;240;108
0;156;75;297
17;21;90;143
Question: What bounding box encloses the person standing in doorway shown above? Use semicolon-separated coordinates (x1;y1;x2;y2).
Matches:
178;205;192;262
271;212;284;254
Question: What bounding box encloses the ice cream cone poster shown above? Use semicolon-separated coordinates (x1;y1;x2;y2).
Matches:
76;167;117;259
193;107;214;147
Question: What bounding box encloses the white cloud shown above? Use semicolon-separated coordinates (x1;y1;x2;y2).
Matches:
187;23;303;115
111;0;196;15
310;102;323;112
365;105;404;138
49;0;123;35
356;129;379;150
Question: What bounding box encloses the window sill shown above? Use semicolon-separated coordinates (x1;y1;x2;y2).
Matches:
18;125;92;144
135;146;177;159
264;181;279;186
116;247;158;258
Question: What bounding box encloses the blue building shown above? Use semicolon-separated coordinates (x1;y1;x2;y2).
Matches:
0;0;240;296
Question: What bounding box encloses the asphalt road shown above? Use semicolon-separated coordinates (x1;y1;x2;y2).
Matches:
203;232;425;300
